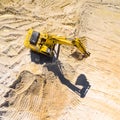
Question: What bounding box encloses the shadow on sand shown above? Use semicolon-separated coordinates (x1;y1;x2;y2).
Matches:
44;61;91;98
30;50;91;98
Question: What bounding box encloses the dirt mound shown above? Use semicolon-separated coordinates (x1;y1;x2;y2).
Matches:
0;70;68;120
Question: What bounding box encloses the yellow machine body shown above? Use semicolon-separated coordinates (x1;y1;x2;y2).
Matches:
24;29;90;59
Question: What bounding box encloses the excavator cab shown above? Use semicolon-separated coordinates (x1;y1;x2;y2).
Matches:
30;31;40;45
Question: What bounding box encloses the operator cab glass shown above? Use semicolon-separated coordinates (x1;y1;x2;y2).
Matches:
30;31;40;45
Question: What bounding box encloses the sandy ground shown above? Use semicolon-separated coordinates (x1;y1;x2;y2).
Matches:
0;0;120;120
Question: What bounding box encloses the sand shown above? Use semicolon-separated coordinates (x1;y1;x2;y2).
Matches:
0;0;120;120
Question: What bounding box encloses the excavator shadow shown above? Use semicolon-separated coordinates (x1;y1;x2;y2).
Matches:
44;61;91;98
30;50;90;98
75;74;91;98
30;50;53;64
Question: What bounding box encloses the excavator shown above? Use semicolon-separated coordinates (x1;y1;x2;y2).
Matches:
24;28;90;62
24;28;91;98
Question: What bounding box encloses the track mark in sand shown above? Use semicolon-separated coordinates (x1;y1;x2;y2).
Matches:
0;25;15;31
0;70;67;120
0;7;21;15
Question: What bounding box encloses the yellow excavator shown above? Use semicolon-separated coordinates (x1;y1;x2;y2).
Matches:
24;28;90;63
24;28;91;97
